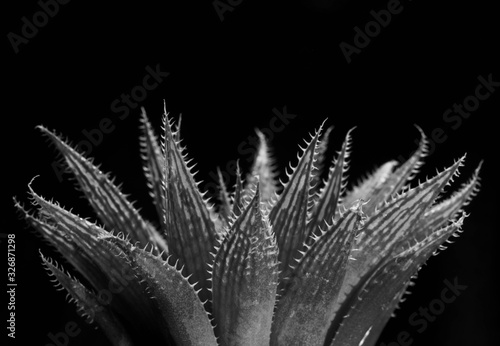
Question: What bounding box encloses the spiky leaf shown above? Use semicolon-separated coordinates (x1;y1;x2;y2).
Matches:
160;111;218;301
242;129;279;205
271;206;362;345
349;127;428;216
306;128;352;241
211;187;279;346
269;126;322;280
309;125;334;198
342;160;398;209
216;166;232;225
41;254;134;346
37;125;167;253
421;162;481;232
19;187;163;339
139;109;167;230
343;156;465;289
231;160;245;217
100;234;218;346
330;215;466;346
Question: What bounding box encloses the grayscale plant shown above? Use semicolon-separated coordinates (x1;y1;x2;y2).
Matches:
15;105;480;346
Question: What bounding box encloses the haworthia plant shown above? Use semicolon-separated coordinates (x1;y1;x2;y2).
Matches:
15;105;481;346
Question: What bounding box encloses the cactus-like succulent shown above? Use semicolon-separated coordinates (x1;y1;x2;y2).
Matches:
15;105;480;346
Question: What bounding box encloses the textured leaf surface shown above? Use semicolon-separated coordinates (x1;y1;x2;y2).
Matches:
362;157;463;257
343;156;464;291
309;125;334;199
211;187;279;346
242;129;278;205
271;206;362;346
355;129;428;216
342;160;398;209
306;129;352;242
101;234;218;346
41;254;134;346
231;160;245;217
421;162;481;232
139;109;167;233
37;125;166;253
329;156;465;345
18;187;163;339
216;166;232;225
20;117;481;346
161;112;218;301
269;126;322;280
330;215;466;346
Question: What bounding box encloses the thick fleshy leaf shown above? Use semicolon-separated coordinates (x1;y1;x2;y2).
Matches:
309;125;334;199
41;254;134;346
269;126;322;280
335;156;465;331
211;187;279;346
242;129;279;205
100;233;218;346
24;188;132;291
139;109;167;231
356;156;465;260
356;128;428;216
216;166;232;225
421;162;481;233
330;215;466;346
19;116;481;346
19;186;163;340
231;160;245;217
37;125;167;254
306;128;352;242
342;160;398;209
15;198;86;278
161;111;218;301
271;206;362;346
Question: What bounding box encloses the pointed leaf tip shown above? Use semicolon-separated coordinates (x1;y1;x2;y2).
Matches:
37;125;164;252
40;253;134;346
306;127;353;241
359;127;429;216
212;185;279;346
269;128;322;281
271;207;361;346
160;109;218;303
242;128;279;206
101;233;218;346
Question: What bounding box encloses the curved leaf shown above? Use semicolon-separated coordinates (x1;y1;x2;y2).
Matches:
242;129;279;205
37;125;166;254
357;127;428;216
101;234;218;346
216;166;232;225
139;109;168;234
306;128;352;242
327;156;465;346
41;253;134;346
232;160;245;217
271;206;362;346
343;156;465;293
18;187;164;340
269;125;323;281
309;125;334;200
342;160;398;209
211;187;279;346
422;162;481;232
161;110;218;302
330;215;466;346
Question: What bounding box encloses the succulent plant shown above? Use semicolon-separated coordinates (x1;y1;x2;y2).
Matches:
15;105;480;346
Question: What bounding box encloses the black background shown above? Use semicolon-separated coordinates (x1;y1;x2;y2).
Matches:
3;0;499;345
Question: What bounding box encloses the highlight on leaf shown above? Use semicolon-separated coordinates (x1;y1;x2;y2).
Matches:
15;104;481;346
